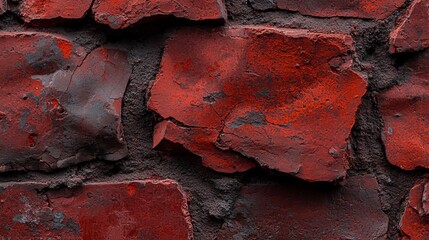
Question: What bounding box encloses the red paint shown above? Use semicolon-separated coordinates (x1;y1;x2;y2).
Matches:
400;177;429;239
92;0;226;29
378;49;429;170
18;0;92;22
148;26;367;182
390;0;429;53
275;0;405;19
0;180;193;240
218;175;388;239
0;33;131;172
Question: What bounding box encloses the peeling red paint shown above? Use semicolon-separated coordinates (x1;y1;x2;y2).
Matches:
390;0;429;53
0;180;193;240
148;26;367;182
378;49;429;170
0;32;131;172
92;0;227;29
217;175;388;239
275;0;405;19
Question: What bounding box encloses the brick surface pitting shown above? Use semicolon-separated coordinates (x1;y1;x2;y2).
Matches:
0;33;131;172
390;0;429;53
92;0;227;29
400;177;429;239
0;180;192;239
217;175;388;239
18;0;92;22
378;50;429;170
274;0;405;19
149;26;367;182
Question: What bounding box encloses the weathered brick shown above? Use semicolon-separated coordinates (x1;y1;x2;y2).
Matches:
0;0;6;15
377;50;429;170
217;175;388;239
18;0;92;23
275;0;405;19
92;0;227;29
390;0;429;53
0;180;192;239
154;120;256;173
148;26;367;182
0;33;131;172
400;177;429;239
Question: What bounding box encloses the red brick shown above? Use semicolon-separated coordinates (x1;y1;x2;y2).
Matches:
400;177;429;239
390;0;429;53
0;180;192;239
217;175;388;239
18;0;92;22
0;0;6;15
275;0;405;19
153;120;256;173
148;26;367;182
92;0;226;29
0;33;131;172
377;50;429;170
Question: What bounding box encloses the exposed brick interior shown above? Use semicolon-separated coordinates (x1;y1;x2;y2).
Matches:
0;0;428;239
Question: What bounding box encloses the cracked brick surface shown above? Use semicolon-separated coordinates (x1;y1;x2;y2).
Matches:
0;32;131;172
148;26;367;182
377;49;429;171
400;177;429;240
217;175;388;239
390;0;429;53
92;0;227;29
0;180;192;239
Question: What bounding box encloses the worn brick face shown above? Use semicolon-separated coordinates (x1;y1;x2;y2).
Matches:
274;0;405;19
18;0;92;22
0;0;6;15
217;175;388;239
0;180;192;239
149;26;367;182
0;33;131;172
390;0;429;53
378;49;429;170
92;0;227;29
400;178;429;239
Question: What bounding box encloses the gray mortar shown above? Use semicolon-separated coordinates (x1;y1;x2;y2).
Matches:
0;0;426;238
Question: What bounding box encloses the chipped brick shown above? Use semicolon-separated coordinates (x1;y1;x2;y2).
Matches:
92;0;227;29
0;32;131;171
0;180;193;239
400;177;429;239
377;50;429;170
390;0;429;53
275;0;405;19
18;0;92;23
217;175;388;239
148;26;367;182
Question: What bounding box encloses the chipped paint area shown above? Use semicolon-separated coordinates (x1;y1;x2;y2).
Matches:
0;32;131;172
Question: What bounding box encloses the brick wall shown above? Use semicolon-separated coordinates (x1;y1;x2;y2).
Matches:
0;0;428;239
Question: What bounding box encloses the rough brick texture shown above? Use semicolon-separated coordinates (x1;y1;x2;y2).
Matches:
274;0;405;19
0;180;192;239
92;0;227;29
378;49;429;170
0;0;428;239
218;175;388;239
390;0;429;53
18;0;92;22
400;177;429;239
0;33;130;172
149;26;367;182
